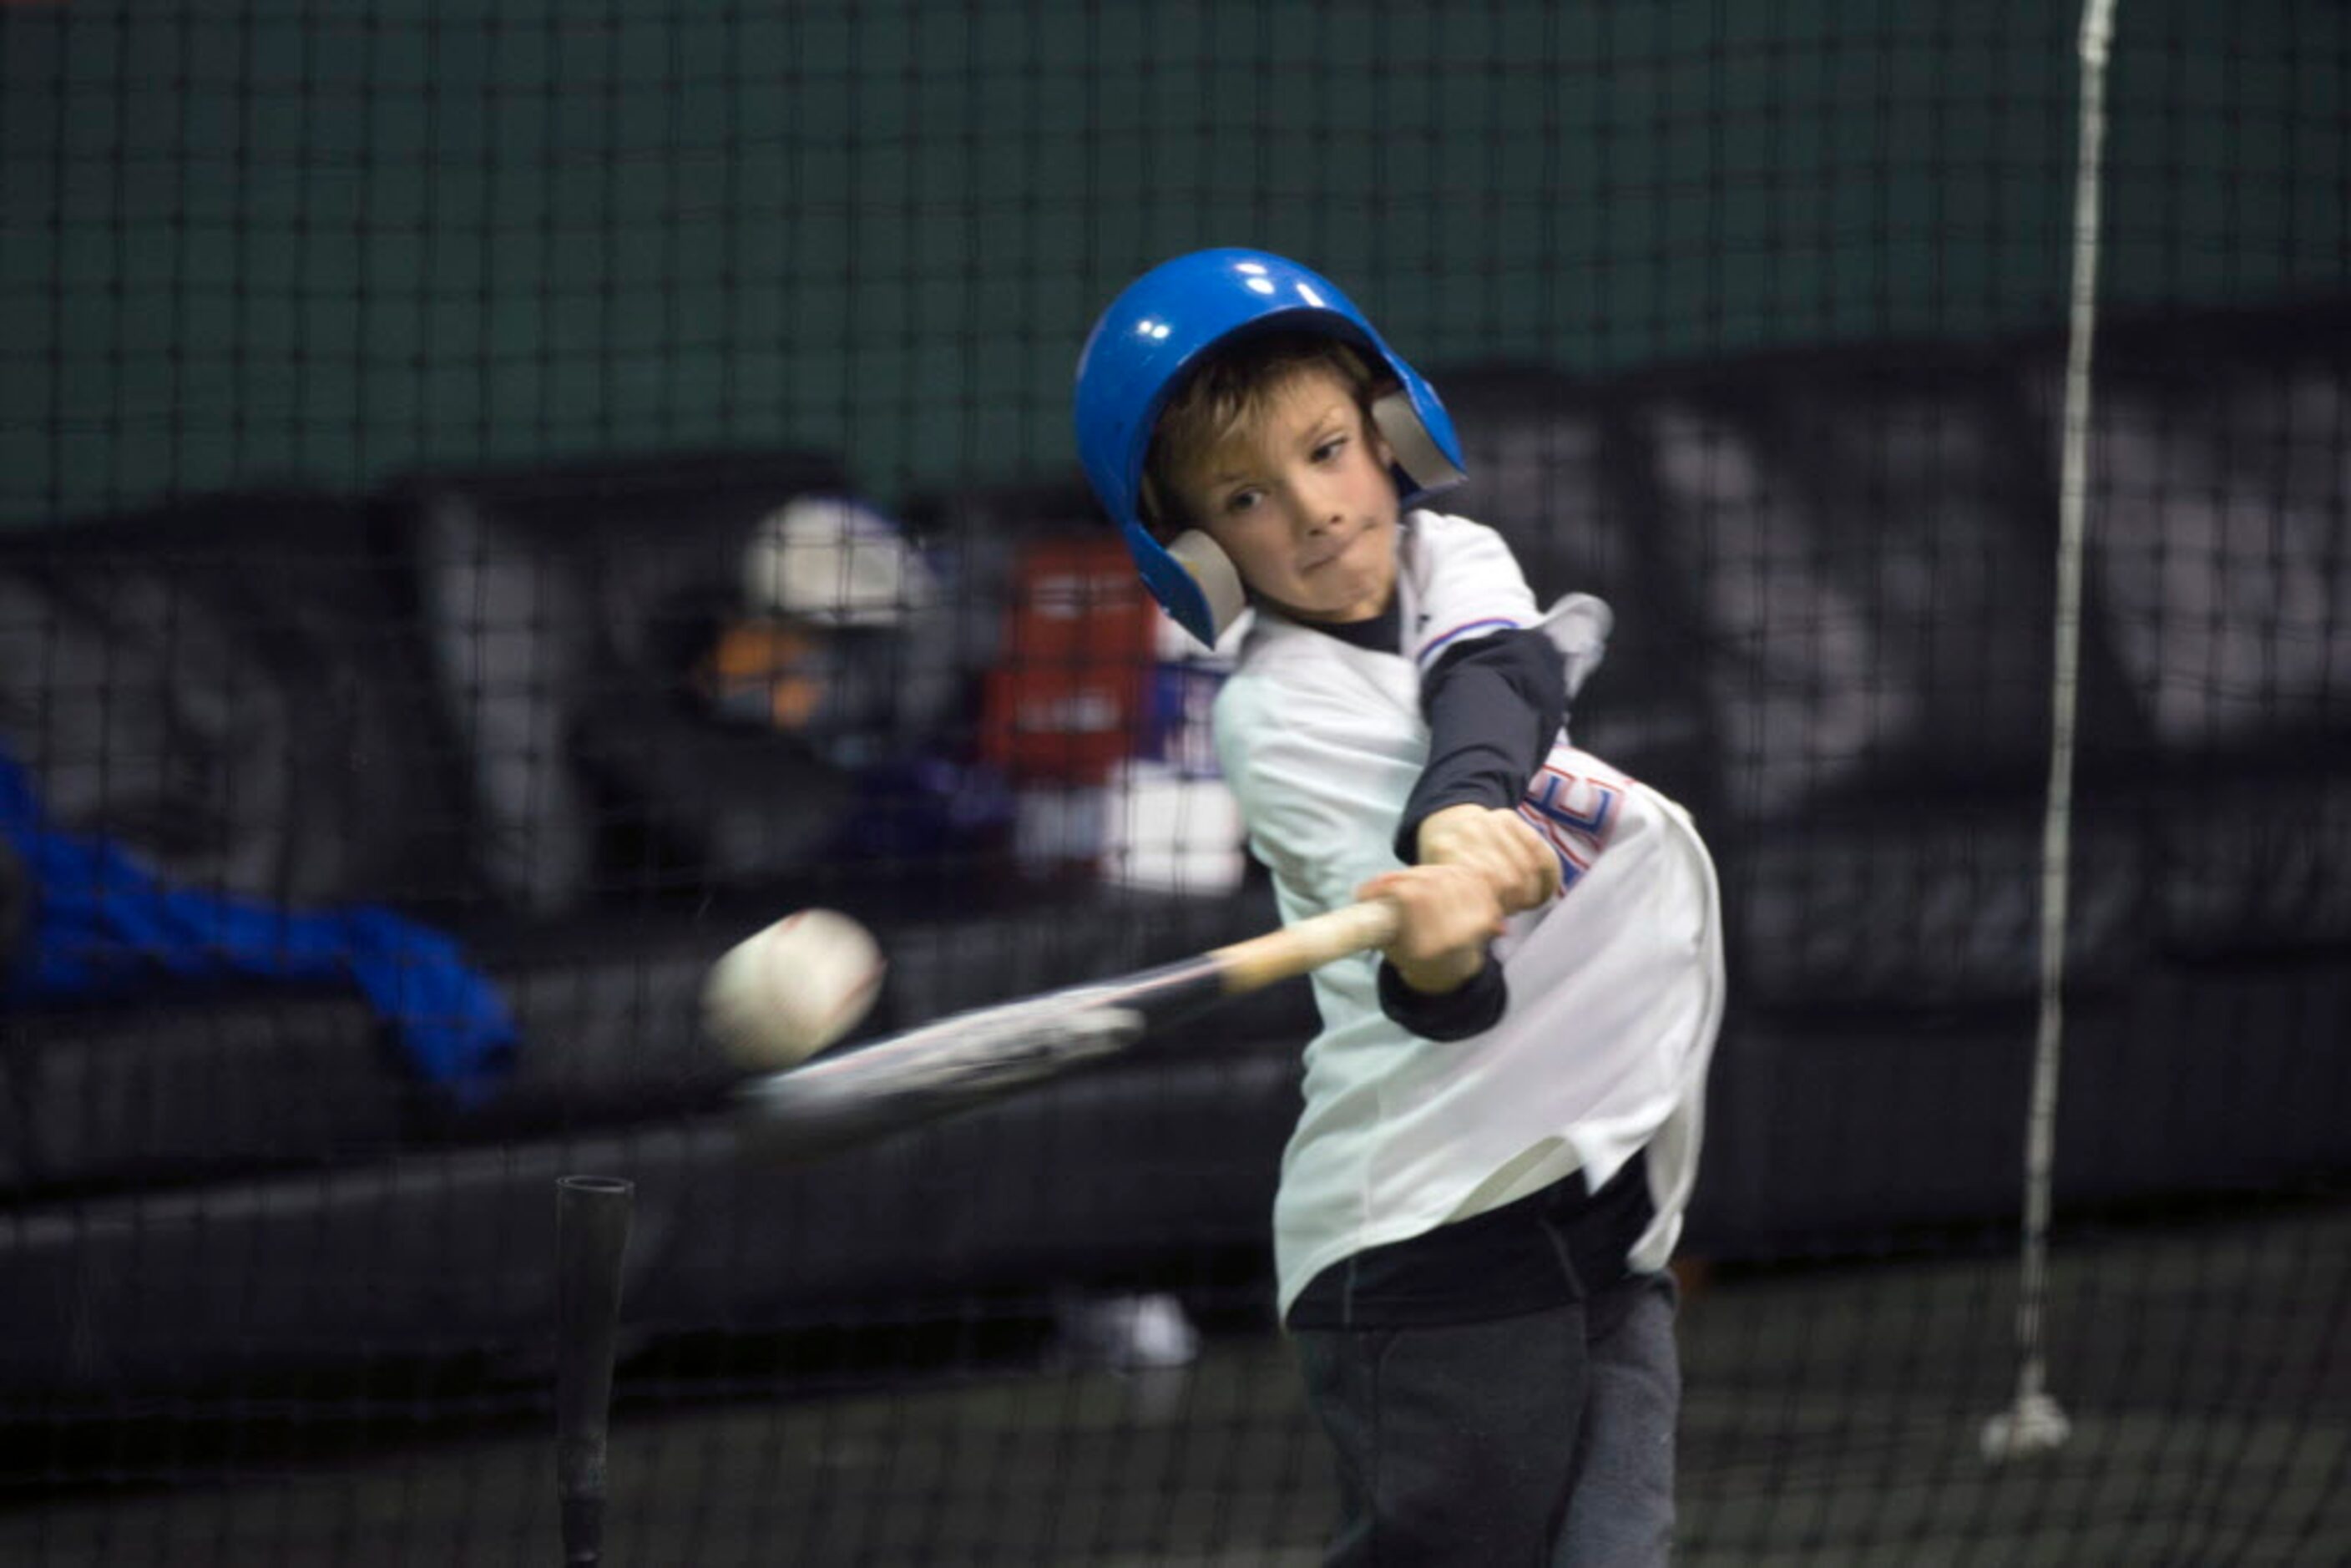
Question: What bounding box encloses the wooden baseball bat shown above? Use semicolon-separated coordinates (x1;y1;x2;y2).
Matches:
731;897;1400;1161
554;1175;635;1566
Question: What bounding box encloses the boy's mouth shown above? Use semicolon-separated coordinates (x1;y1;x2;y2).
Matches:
1297;530;1357;573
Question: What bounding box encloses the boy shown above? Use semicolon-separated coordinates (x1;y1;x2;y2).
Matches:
1074;249;1724;1565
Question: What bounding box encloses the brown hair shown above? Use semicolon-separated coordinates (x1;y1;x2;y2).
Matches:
1139;332;1386;539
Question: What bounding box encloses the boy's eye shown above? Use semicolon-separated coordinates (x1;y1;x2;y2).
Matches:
1221;488;1263;515
1312;435;1349;463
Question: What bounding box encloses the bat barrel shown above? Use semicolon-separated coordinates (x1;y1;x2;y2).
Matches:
727;902;1402;1167
732;992;1159;1162
554;1174;635;1565
730;958;1232;1163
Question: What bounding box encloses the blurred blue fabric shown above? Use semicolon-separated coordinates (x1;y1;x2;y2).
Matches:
0;746;516;1106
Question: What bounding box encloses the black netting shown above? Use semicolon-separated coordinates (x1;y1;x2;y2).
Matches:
2;2;2345;1563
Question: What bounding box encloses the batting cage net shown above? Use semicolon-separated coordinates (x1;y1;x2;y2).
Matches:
3;2;2347;1563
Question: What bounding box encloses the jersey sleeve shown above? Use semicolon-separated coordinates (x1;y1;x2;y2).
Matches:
1404;512;1544;673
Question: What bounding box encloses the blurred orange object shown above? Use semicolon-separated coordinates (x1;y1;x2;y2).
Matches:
698;619;828;731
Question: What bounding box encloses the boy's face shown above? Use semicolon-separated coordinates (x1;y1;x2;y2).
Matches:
1167;363;1400;625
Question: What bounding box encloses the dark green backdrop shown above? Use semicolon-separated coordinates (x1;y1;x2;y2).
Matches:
3;0;2342;523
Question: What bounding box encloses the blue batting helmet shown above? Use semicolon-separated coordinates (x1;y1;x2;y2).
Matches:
1073;248;1467;646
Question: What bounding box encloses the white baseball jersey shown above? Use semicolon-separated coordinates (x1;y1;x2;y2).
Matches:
1213;510;1727;1318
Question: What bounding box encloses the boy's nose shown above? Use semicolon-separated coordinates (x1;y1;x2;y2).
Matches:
1289;477;1342;534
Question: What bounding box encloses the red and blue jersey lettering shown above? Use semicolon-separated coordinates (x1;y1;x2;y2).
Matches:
1517;759;1628;893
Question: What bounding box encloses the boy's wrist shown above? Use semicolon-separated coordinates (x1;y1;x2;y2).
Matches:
1411;801;1492;865
1413;804;1560;914
1388;943;1485;996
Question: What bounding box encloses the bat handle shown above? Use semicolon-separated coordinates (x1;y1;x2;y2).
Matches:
1211;897;1403;994
555;1175;635;1566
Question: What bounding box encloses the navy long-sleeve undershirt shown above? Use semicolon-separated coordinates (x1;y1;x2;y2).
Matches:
1311;604;1566;1040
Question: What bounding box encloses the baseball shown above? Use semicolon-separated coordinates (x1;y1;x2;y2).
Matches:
701;908;886;1071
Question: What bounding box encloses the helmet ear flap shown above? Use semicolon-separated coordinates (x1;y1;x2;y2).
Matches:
1164;529;1247;645
1370;389;1465;502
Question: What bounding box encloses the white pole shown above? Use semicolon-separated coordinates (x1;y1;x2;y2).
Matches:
1981;0;2118;1465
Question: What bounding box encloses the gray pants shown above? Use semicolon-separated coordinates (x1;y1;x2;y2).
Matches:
1292;1272;1681;1567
